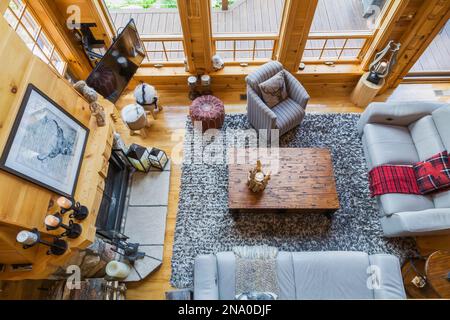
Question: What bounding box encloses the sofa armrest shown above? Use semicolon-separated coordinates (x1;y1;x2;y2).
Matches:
247;85;277;130
357;101;446;136
381;208;450;237
284;71;310;109
369;254;406;299
194;254;219;300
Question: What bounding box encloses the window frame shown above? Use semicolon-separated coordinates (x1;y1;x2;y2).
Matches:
3;0;68;75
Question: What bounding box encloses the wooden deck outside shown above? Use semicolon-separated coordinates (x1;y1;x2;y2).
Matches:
109;0;372;35
411;19;450;73
108;0;449;70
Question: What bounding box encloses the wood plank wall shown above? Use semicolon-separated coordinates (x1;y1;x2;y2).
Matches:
0;15;115;280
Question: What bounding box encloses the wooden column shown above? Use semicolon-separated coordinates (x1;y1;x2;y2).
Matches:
276;0;318;72
382;0;450;91
177;0;213;74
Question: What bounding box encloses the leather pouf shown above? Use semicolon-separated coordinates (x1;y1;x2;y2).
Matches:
190;95;225;133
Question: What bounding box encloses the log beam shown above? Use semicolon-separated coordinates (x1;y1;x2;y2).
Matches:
276;0;318;72
177;0;213;74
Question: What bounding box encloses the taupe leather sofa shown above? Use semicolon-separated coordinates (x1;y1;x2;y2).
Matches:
358;102;450;237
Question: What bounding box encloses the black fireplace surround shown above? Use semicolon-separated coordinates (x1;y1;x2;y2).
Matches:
96;152;130;236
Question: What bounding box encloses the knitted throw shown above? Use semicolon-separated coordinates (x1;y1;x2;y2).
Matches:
233;245;279;297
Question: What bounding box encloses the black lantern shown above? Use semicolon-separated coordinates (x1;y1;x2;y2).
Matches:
112;132;132;168
148;147;169;170
126;143;152;172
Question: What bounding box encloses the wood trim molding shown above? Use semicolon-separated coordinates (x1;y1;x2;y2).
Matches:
177;0;213;74
276;0;319;72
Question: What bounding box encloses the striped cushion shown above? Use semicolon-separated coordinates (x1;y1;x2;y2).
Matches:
272;98;305;135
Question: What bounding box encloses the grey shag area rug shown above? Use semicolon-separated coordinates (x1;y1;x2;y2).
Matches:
170;113;418;288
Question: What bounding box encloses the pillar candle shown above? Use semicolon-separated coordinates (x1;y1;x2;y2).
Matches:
106;261;131;279
57;197;73;209
45;215;61;228
16;230;38;245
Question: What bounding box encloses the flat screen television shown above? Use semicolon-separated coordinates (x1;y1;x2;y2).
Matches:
86;19;146;103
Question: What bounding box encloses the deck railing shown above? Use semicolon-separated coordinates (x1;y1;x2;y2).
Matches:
302;31;373;63
140;35;185;64
212;33;279;62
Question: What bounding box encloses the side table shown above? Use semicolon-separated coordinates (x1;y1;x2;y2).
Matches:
425;250;450;298
350;72;385;108
402;251;450;299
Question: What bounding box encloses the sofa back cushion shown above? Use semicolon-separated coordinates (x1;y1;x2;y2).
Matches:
291;251;373;299
408;115;445;161
432;105;450;151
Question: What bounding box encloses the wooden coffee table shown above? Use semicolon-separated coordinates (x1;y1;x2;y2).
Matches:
228;148;340;216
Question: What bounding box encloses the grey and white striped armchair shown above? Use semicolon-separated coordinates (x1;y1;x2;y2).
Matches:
246;61;310;138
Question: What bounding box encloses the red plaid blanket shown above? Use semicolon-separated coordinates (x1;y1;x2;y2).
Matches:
369;165;421;197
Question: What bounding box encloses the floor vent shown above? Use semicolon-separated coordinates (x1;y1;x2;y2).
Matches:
434;90;450;96
240;94;247;100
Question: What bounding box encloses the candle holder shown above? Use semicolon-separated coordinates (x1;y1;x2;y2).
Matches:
16;229;68;256
45;213;82;239
57;197;89;221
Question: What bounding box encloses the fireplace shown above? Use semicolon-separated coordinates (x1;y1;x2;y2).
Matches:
96;152;131;236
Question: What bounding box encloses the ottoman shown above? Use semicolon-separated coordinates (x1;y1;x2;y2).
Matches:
190;95;225;132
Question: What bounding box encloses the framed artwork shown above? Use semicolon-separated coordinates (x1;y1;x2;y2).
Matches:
0;84;89;197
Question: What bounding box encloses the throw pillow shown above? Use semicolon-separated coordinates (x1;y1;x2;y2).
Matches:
258;71;288;108
413;151;450;194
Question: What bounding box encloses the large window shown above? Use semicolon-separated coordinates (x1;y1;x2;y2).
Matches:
106;0;185;64
3;0;67;75
410;19;450;75
211;0;286;62
302;0;390;63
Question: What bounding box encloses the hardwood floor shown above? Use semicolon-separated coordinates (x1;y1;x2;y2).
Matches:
1;83;449;300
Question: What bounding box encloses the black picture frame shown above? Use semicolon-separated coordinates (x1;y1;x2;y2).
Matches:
0;84;90;198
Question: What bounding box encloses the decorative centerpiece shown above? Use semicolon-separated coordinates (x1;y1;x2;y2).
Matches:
247;160;271;193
